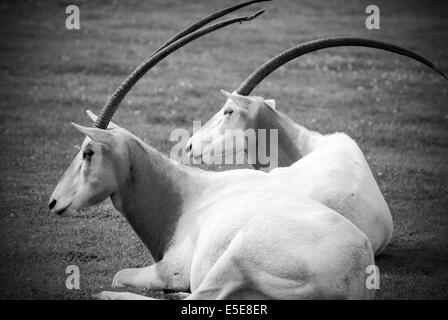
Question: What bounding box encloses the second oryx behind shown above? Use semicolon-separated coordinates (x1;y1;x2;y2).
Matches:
186;37;448;255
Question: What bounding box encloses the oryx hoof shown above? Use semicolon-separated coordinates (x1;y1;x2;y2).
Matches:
92;291;120;300
111;269;133;288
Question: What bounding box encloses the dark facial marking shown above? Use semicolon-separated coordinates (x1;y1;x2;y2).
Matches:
83;149;94;160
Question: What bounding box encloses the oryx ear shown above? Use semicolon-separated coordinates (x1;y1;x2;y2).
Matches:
70;122;114;146
220;89;251;106
86;110;120;129
264;99;276;110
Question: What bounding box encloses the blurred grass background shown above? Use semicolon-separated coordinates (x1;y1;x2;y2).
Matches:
0;0;447;299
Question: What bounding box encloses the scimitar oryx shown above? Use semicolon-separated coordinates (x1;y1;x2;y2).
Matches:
186;37;448;255
48;8;375;299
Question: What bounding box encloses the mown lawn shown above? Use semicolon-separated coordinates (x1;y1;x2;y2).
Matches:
0;0;447;299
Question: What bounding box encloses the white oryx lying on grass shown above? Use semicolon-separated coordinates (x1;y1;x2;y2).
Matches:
48;3;375;300
186;37;448;255
51;118;374;300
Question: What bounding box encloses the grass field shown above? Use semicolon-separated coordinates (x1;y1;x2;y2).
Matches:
0;0;447;299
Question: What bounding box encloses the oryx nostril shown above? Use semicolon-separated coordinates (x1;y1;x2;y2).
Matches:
49;199;57;210
186;143;192;152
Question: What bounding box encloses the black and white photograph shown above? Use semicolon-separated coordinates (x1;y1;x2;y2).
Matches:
0;0;447;304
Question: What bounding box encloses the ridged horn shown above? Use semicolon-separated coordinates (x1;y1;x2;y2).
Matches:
153;0;271;55
236;37;448;96
94;9;266;129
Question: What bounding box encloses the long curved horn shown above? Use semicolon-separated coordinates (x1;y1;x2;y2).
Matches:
236;37;448;96
94;9;265;129
153;0;271;55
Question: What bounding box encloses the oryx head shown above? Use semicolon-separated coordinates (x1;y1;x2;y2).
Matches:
48;1;266;214
186;90;276;162
187;36;448;163
48;118;126;215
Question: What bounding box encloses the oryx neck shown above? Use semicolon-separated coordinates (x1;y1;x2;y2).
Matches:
257;107;318;160
111;132;205;262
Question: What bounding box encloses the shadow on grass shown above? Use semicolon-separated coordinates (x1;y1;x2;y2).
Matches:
376;239;448;299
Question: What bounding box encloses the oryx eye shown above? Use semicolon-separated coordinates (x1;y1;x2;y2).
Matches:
224;109;233;115
82;150;94;160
